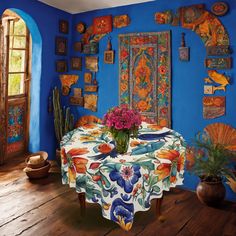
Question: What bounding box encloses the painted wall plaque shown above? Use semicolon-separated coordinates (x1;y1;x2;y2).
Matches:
204;85;214;94
206;45;231;56
113;15;130;28
55;37;67;55
74;88;82;97
84;72;92;84
205;57;231;69
179;33;189;61
60;75;79;96
93;15;112;34
211;2;229;16
104;50;114;64
71;57;82;70
155;10;173;24
179;47;189;61
74;42;82;52
59;20;69;34
84;94;98;112
85;56;98;72
69;96;84;106
56;60;67;73
203;96;225;119
83;42;99;54
84;85;98;92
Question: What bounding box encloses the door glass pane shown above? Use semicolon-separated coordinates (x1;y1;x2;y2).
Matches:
8;74;24;96
9;50;25;72
10;36;26;49
13;19;26;35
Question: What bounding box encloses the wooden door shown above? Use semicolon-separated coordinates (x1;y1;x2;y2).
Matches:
0;20;8;164
0;12;31;162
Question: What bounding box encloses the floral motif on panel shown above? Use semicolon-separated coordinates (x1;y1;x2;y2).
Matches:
119;32;171;127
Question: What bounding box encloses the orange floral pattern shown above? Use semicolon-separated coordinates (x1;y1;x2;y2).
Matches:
133;54;153;112
98;143;113;154
67;147;89;156
157;149;185;172
61;148;67;165
154;163;171;181
73;157;88;173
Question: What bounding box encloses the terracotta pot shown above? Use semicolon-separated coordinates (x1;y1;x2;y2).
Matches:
196;180;226;206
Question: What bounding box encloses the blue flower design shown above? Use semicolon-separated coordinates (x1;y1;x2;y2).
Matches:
110;198;134;231
110;186;118;198
109;164;141;193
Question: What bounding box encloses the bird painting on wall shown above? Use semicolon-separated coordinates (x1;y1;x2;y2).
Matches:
204;70;230;92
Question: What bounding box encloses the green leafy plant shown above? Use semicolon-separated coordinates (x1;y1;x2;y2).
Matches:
187;132;236;182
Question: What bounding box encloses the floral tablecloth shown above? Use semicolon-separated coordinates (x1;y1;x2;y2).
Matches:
61;122;186;231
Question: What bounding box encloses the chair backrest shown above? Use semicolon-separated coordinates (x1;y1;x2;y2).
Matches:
75;115;102;128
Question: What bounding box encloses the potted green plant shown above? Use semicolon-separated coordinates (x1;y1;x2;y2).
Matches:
52;86;74;165
187;132;236;206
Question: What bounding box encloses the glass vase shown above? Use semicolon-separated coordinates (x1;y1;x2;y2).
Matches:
112;130;130;154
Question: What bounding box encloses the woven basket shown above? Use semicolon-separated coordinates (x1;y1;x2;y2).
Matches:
25;151;48;169
24;161;51;179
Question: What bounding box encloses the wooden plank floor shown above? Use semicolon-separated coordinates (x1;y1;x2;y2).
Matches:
0;155;236;236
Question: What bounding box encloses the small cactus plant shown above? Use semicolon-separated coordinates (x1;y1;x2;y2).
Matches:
52;86;74;147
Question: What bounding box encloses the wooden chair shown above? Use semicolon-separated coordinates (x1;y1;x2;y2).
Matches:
75;115;101;216
75;115;102;128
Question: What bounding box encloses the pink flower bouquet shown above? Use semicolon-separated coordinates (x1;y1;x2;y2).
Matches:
103;105;142;153
103;104;141;133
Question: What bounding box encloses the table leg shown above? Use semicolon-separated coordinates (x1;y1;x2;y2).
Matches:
78;192;86;216
156;196;166;222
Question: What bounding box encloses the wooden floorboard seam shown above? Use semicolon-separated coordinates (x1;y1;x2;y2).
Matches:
103;226;119;236
175;214;196;236
0;189;71;228
14;217;47;236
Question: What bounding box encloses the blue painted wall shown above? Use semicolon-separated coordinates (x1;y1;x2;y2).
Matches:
0;0;71;159
70;0;236;201
1;0;235;201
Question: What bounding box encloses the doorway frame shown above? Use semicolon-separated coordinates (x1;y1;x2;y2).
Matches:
0;8;42;164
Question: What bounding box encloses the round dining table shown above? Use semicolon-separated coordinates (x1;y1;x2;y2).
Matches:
61;122;186;231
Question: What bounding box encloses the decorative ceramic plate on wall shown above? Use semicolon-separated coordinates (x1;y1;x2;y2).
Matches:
211;2;229;16
76;22;86;33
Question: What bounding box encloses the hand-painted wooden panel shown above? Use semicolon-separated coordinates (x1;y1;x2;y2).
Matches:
205;57;231;69
206;45;231;56
203;96;225;119
119;31;171;127
7;102;25;154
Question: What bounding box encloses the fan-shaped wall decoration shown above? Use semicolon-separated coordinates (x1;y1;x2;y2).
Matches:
155;4;230;47
179;4;229;46
204;123;236;151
